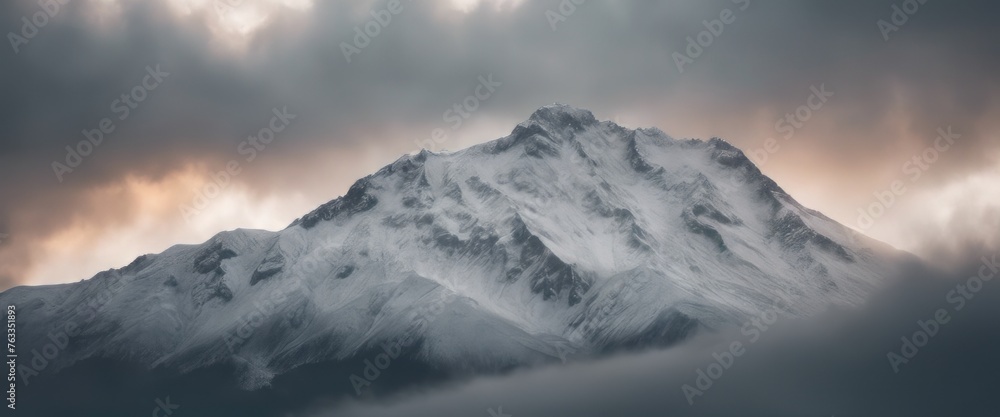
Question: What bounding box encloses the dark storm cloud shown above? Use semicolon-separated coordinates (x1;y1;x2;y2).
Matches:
308;250;1000;417
1;0;999;288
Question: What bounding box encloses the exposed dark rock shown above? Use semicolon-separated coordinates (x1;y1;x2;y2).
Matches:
466;226;500;256
465;176;501;200
511;122;551;143
485;122;552;155
192;268;233;307
770;212;854;262
424;224;500;258
708;137;755;170
508;216;591;306
682;208;728;252
250;253;285;286
530;254;591;306
442;181;464;202
415;213;435;227
505;266;523;282
193;242;237;274
628;223;653;251
381;214;409;228
582;190;615;217
431;226;462;255
120;254;153;274
626;133;655;173
401;196;422;208
295;179;379;229
510;214;533;244
528;105;598;131
690;202;741;225
450;211;476;231
604;308;701;352
524;135;560;158
335;265;355;279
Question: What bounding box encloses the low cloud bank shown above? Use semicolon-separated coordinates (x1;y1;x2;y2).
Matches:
309;252;1000;417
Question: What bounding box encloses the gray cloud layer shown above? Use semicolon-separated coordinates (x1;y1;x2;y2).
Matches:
1;0;999;288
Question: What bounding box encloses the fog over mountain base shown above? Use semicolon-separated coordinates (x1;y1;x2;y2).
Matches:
311;253;1000;417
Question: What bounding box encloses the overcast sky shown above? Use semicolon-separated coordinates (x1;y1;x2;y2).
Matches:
1;0;998;289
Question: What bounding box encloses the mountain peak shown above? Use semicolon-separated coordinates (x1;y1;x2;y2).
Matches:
527;103;599;128
0;104;910;406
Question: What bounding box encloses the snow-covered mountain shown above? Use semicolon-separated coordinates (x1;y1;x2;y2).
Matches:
2;104;911;414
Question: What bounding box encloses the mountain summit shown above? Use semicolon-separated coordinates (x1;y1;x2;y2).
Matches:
2;104;909;414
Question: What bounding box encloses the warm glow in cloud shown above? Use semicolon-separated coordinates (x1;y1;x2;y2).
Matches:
13;166;297;286
165;0;313;35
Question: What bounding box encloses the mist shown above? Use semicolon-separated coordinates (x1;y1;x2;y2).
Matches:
307;251;1000;417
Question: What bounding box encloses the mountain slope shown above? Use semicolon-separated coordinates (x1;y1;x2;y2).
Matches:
1;105;911;411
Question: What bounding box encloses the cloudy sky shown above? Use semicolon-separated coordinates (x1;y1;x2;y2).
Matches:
1;0;998;290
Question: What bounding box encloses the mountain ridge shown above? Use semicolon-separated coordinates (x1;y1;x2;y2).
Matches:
1;104;913;414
